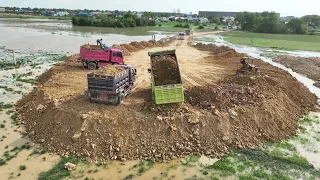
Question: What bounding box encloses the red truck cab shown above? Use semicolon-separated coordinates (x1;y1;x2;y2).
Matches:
80;47;124;70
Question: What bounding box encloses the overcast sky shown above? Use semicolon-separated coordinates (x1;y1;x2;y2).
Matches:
0;0;318;17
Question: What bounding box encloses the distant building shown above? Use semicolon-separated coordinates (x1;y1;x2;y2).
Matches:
280;16;296;22
18;8;33;14
199;11;280;18
56;11;69;16
0;7;6;13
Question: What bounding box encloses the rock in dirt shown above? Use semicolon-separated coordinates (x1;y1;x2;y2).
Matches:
64;162;76;171
228;109;238;119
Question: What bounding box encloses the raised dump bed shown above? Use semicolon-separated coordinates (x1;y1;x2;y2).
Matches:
87;65;136;105
148;49;184;104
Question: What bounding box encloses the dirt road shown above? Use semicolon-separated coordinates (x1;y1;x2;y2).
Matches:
16;37;317;162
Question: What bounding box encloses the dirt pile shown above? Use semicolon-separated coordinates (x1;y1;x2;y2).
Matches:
152;55;181;86
111;44;130;56
193;43;235;55
94;65;125;76
273;55;320;88
120;44;139;52
15;41;318;162
140;41;154;48
81;44;102;50
130;42;145;49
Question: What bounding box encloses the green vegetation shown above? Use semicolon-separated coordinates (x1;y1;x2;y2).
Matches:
0;159;6;166
0;86;13;92
181;154;201;167
0;14;71;20
0;102;13;110
136;160;154;175
235;12;320;35
207;158;236;176
125;174;134;179
11;112;18;125
0;124;5;128
220;31;320;51
19;165;26;170
38;156;79;180
72;12;156;28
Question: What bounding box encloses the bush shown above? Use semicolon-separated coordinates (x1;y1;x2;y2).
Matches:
183;23;190;28
198;25;204;29
174;23;183;27
215;26;219;30
158;24;162;27
19;165;26;170
0;124;4;128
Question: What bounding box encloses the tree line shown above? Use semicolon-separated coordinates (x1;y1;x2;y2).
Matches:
72;12;156;28
235;12;320;34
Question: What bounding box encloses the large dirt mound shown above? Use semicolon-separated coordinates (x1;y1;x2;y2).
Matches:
16;43;317;162
273;55;320;88
152;55;181;86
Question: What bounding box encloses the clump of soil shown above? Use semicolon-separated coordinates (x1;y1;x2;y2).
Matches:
152;55;181;86
94;65;125;76
130;42;145;49
81;44;102;50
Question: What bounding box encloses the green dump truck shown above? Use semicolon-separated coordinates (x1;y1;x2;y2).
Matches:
148;50;184;104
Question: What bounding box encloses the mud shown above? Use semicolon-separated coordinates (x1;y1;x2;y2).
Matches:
16;40;317;163
94;65;125;76
273;55;320;88
152;55;181;86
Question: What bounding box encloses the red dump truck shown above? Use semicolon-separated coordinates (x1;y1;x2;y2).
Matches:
80;46;125;70
87;65;136;105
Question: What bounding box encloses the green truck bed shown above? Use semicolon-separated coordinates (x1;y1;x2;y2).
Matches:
148;50;184;104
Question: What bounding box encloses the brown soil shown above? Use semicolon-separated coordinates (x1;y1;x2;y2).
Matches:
130;41;145;49
94;65;125;76
81;44;102;50
121;44;139;52
16;37;317;162
273;55;320;88
111;44;130;56
140;41;155;48
152;55;181;86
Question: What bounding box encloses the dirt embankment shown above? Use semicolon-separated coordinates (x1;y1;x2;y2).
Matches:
273;55;320;88
16;40;317;162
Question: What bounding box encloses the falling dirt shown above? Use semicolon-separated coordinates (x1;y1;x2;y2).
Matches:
94;65;125;76
16;37;317;162
273;55;320;88
152;54;181;86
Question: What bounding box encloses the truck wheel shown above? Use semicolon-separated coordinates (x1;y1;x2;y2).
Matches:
87;62;97;70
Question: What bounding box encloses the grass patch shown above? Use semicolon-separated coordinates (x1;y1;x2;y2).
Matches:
38;156;79;180
220;31;320;51
10;112;18;125
0;159;6;166
181;154;201;166
125;174;134;179
19;165;26;170
0;124;5;128
0;102;13;110
0;86;13;92
207;157;236;176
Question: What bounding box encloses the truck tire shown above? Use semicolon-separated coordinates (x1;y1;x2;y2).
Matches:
87;62;97;70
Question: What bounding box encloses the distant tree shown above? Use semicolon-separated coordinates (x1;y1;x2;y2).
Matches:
301;15;320;28
287;18;307;34
213;16;221;25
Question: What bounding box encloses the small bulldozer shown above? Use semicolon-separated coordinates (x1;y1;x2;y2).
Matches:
237;57;259;74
